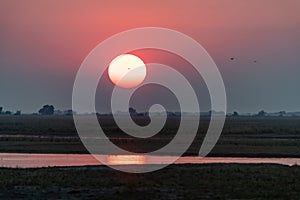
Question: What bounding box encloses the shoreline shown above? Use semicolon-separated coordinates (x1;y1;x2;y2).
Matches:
1;153;300;168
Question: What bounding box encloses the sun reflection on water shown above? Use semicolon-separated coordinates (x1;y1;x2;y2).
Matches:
107;155;146;165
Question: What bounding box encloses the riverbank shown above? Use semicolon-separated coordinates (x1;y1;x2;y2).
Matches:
0;164;299;199
0;116;300;157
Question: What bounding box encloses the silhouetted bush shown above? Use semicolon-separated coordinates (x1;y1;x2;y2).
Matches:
38;105;55;115
233;111;239;117
129;107;137;115
4;111;12;115
14;111;21;116
257;110;267;117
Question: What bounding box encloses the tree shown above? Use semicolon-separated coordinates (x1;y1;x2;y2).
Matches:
257;110;266;117
4;111;12;115
64;109;76;116
14;111;21;116
279;111;286;117
0;107;2;114
38;105;55;115
232;111;239;117
129;107;137;115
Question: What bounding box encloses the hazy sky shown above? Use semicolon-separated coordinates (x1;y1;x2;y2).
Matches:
0;0;300;113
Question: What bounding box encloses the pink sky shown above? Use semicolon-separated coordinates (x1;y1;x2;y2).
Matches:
0;0;300;113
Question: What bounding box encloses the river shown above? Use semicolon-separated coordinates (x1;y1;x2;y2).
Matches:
0;153;299;168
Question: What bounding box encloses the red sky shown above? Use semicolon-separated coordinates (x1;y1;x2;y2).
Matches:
0;0;300;113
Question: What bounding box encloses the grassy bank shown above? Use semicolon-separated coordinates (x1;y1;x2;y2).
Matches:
0;164;299;199
0;115;300;157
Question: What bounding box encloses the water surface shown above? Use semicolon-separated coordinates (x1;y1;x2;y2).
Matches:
1;153;300;168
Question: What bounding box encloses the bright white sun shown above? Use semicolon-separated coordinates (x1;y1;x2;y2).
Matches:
108;54;146;88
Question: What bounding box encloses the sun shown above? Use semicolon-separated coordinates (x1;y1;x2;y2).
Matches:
108;54;147;88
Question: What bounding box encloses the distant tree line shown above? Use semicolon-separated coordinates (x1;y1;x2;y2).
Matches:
38;105;76;116
0;106;21;115
0;105;299;117
0;105;75;116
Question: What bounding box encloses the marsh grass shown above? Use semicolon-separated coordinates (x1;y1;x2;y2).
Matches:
0;164;299;199
0;116;300;156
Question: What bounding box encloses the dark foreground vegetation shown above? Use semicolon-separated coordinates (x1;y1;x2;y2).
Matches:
0;164;299;199
0;115;300;157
